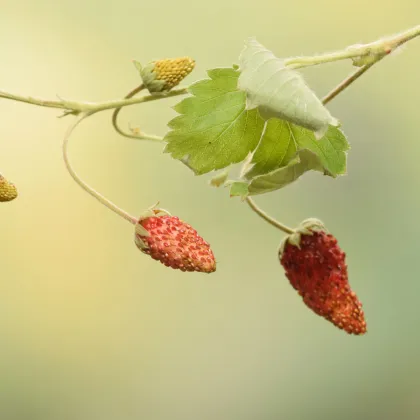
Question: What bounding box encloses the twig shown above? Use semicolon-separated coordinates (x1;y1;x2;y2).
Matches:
321;62;376;105
0;87;189;114
284;24;420;69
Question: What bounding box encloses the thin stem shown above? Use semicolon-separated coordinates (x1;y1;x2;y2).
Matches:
69;87;189;113
245;197;294;234
321;62;375;105
0;86;189;114
111;84;163;142
390;24;420;46
63;114;138;225
284;24;420;69
285;48;370;69
0;90;70;110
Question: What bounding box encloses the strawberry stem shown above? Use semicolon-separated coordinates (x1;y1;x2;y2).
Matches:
111;84;163;142
245;197;294;234
63;113;138;225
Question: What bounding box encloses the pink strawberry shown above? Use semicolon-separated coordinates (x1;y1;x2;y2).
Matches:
134;209;216;273
279;219;366;335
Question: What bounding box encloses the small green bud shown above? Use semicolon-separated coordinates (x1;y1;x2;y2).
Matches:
134;57;195;94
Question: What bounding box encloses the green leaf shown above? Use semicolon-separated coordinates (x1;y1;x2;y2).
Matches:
229;181;249;198
238;38;338;139
164;68;265;175
245;123;349;179
294;125;349;177
245;119;299;179
248;149;325;195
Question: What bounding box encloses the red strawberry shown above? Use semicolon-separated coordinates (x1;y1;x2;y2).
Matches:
279;219;366;335
134;209;216;273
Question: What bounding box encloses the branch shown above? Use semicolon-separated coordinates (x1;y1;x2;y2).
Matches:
0;86;189;114
284;24;420;69
321;62;375;105
2;24;419;117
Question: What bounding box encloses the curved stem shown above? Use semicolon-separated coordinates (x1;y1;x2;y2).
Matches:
111;84;163;142
63;113;138;224
245;197;294;234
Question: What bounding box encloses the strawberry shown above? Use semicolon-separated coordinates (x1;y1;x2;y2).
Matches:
134;209;216;273
279;219;366;335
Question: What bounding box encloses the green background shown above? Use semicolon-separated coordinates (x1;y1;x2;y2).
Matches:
1;1;419;419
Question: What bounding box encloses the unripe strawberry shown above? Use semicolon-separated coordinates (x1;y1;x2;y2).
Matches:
279;219;366;335
133;57;195;93
0;174;18;202
134;209;216;273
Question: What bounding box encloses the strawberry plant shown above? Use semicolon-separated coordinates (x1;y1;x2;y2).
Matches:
1;24;419;334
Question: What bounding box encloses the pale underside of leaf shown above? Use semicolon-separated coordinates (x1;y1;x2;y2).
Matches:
238;38;338;139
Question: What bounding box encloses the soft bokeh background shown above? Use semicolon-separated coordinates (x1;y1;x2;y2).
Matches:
1;1;419;419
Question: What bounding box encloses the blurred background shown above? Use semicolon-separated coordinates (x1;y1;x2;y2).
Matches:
1;1;419;419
